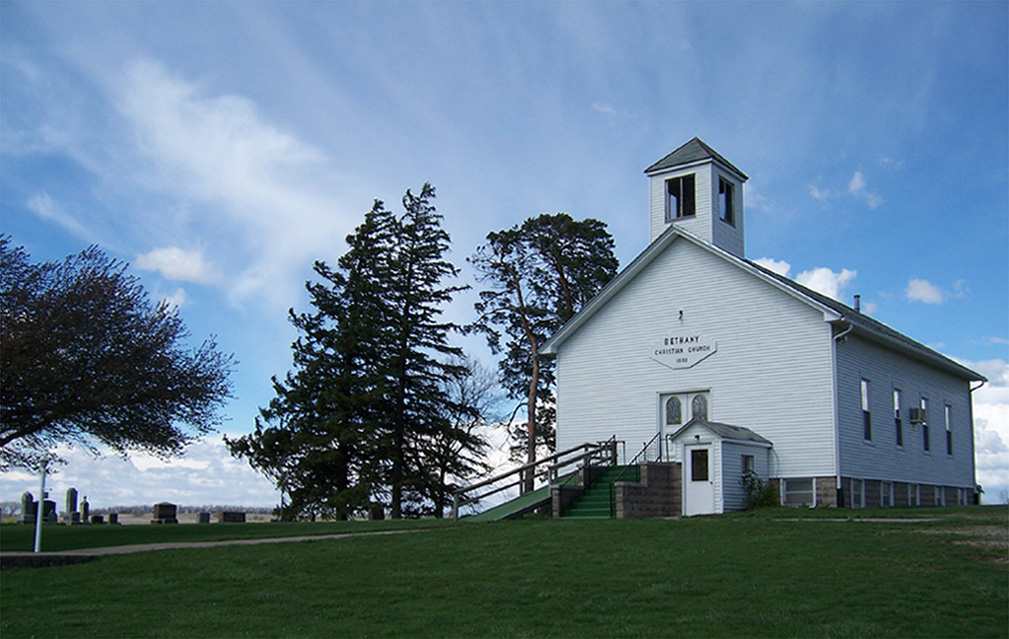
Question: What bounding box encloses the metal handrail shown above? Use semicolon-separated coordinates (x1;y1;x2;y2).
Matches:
452;437;619;520
609;432;663;518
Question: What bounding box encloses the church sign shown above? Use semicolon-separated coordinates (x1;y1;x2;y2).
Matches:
650;333;717;370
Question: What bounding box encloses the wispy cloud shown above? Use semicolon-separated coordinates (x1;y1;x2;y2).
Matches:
26;192;92;241
906;278;945;304
847;171;884;209
591;102;617;116
113;59;359;309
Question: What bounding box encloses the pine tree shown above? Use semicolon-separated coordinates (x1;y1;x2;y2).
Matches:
470;214;618;491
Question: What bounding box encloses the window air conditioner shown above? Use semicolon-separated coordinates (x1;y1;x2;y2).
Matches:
908;408;926;424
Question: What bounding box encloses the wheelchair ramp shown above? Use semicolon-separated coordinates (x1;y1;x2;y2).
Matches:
466;485;551;522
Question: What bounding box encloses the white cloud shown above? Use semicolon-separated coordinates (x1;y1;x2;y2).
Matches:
847;171;884;209
26;192;91;240
808;184;834;203
965;359;1009;503
136;246;218;284
162;287;191;309
861;301;878;314
878;157;904;170
114;59;359;310
0;438;279;509
753;257;791;276
796;267;857;301
906;278;945;304
591;102;616;116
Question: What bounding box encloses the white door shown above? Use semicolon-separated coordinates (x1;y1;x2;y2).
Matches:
684;445;715;516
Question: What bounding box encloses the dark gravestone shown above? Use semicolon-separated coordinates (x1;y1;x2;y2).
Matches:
368;505;385;521
21;492;35;525
218;511;245;523
108;512;119;525
81;498;90;524
151;502;178;524
90;515;104;524
71;511;82;525
44;500;57;523
198;512;211;524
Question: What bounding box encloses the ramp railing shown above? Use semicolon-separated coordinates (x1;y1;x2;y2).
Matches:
452;437;621;521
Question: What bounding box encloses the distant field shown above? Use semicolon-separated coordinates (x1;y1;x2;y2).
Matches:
1;506;1006;638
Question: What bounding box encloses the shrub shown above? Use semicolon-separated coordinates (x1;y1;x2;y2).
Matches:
741;470;778;509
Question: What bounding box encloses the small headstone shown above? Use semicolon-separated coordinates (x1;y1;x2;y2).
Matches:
21;492;35;525
218;511;246;523
90;515;104;524
368;505;385;521
151;502;178;524
44;500;57;523
108;512;119;525
71;512;82;525
198;512;211;524
81;497;90;524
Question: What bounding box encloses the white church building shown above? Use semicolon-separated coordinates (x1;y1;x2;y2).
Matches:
542;138;984;516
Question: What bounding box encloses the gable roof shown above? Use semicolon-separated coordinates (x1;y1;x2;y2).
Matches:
668;418;772;447
541;225;984;382
644;137;749;181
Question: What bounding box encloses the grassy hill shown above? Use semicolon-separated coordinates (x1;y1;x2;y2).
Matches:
1;507;1006;638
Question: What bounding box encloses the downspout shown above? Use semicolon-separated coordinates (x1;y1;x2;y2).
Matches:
831;319;853;508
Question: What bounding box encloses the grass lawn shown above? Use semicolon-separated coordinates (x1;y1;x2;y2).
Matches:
1;507;1006;638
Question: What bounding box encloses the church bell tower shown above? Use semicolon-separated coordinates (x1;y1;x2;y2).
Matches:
644;137;748;258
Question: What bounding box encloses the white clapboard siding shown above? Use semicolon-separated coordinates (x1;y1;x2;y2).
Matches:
834;334;976;488
555;238;837;480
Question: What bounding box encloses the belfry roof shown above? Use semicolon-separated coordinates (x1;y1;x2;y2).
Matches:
644;137;748;180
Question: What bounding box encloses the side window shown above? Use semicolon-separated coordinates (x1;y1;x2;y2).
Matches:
666;174;696;221
945;404;953;455
742;454;755;474
893;389;903;447
719;178;734;225
861;379;872;441
921;397;930;452
665;396;682;426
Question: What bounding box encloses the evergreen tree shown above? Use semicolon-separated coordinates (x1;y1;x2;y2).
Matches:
470;214;618;490
230;185;480;519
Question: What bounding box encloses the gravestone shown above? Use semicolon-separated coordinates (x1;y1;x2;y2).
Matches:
218;511;245;523
44;500;57;523
151;502;178;524
65;488;79;523
81;497;90;524
71;511;82;525
368;505;385;521
108;513;119;525
198;512;211;524
90;515;104;524
21;492;35;525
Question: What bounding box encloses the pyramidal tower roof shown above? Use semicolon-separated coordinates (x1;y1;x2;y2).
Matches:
644;137;748;180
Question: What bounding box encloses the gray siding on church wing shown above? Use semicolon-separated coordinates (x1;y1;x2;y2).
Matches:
834;334;976;488
554;239;837;480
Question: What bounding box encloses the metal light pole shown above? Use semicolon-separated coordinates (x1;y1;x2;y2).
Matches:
33;462;46;553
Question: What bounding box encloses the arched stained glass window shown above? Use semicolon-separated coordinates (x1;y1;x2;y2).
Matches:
665;396;682;426
691;394;708;420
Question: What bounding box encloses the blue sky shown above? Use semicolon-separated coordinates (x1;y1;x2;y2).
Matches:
2;2;1007;508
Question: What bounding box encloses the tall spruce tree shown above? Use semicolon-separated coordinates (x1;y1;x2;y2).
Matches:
470;213;618;490
229;184;479;519
382;184;470;518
